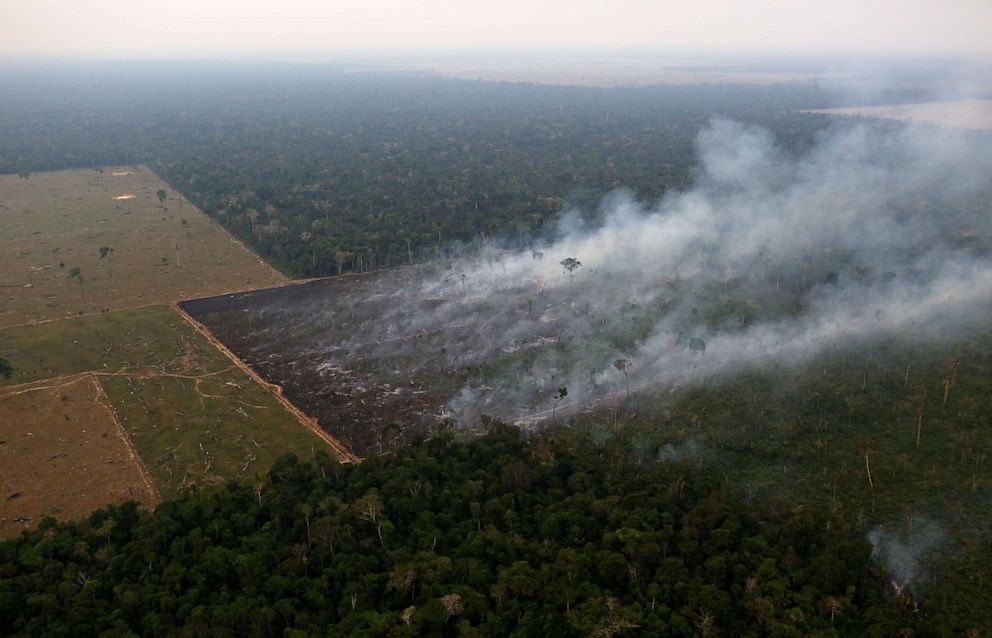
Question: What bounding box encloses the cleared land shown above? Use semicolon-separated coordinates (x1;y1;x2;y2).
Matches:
378;57;826;87
806;99;992;130
0;166;286;328
0;305;342;507
0;376;157;539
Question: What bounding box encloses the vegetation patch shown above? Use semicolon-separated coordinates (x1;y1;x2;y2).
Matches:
101;371;333;498
0;305;337;519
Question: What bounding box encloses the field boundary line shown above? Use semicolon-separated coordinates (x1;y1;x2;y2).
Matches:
90;376;162;505
0;366;238;399
168;302;360;464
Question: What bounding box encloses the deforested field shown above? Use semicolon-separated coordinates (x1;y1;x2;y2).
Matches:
0;305;342;511
0;375;158;539
0;166;286;328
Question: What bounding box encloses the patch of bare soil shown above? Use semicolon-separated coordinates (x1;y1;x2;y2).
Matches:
0;376;158;538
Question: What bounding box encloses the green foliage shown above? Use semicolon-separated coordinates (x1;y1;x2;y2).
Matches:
0;425;936;636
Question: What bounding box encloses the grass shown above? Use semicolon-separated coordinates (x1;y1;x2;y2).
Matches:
0;305;336;502
101;371;330;498
0;305;226;386
0;166;285;328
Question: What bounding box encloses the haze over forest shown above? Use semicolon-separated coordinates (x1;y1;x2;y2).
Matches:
2;1;992;636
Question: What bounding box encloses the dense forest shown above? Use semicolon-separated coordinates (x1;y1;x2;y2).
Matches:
0;63;846;276
0;424;944;637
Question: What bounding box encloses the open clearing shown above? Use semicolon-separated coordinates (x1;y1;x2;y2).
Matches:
0;376;157;539
0;166;286;328
0;305;342;508
806;99;992;130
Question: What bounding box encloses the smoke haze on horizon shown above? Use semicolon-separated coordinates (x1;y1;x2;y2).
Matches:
2;1;991;60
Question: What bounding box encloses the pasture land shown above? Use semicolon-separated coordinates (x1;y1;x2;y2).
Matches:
0;166;286;328
0;376;157;539
0;305;341;511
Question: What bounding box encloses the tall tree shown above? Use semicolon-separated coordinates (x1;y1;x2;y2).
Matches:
98;246;114;280
68;266;85;299
613;358;631;397
560;257;582;288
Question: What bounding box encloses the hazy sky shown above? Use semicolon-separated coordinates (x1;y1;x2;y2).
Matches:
2;0;990;59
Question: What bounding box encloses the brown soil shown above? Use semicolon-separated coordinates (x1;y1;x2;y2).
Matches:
0;376;159;539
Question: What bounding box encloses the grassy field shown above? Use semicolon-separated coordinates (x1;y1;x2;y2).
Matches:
101;370;334;498
0;305;338;511
0;166;286;328
0;376;158;539
0;305;217;386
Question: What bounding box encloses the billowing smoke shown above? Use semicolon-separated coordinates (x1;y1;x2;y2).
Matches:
237;115;991;432
378;117;992;423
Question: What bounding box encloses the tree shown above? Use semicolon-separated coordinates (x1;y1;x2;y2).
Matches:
156;189;167;206
247;208;259;233
354;490;385;544
69;267;84;299
560;257;581;288
334;250;350;275
300;232;315;272
613;359;631;397
0;357;12;380
98;247;114;280
553;387;568;423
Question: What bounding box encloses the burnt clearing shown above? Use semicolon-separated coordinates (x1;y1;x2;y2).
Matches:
177;259;660;457
180;269;463;457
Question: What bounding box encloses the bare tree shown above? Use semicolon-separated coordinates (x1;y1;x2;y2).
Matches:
98;246;114;280
613;359;631;397
334;250;351;275
246;208;259;233
355;491;385;544
301;231;315;272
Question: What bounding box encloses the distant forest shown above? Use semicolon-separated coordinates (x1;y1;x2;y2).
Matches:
0;63;844;277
